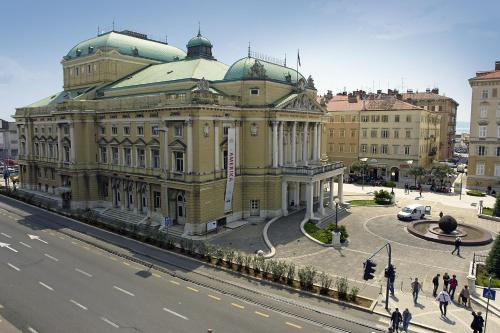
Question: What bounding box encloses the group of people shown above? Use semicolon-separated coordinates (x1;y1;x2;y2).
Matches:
389;308;412;333
403;183;423;197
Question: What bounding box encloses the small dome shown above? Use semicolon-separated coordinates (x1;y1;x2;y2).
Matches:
224;57;305;85
186;28;214;59
187;33;212;48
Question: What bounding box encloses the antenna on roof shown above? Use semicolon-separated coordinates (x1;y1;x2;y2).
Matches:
248;42;251;58
284;53;287;67
112;19;115;31
165;35;168;44
97;25;100;36
198;21;201;37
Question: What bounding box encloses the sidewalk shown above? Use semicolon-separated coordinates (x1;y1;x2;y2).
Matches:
373;285;500;333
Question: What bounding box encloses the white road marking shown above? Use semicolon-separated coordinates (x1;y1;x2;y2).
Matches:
38;281;54;291
0;242;18;253
1;232;12;238
27;327;39;333
28;234;48;244
113;285;135;296
44;253;59;262
163;307;189;320
100;317;119;328
70;299;88;311
75;268;92;277
19;242;31;248
7;263;20;271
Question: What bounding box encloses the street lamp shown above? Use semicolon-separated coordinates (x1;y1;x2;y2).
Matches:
334;197;340;229
360;158;368;190
391;171;395;195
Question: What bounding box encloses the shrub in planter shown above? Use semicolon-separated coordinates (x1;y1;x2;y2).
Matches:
374;190;392;204
349;286;359;302
327;224;349;243
298;266;317;290
214;247;225;265
243;255;252;273
383;181;396;188
270;260;287;282
198;242;209;258
166;239;175;250
235;252;244;271
253;256;265;274
286;263;296;285
225;249;235;266
179;239;187;253
261;260;271;278
335;277;349;300
318;272;332;295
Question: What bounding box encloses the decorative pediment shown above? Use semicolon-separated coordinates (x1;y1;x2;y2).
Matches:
98;137;108;145
168;139;186;149
133;138;146;146
121;138;132;145
147;138;160;146
278;94;322;112
108;137;120;145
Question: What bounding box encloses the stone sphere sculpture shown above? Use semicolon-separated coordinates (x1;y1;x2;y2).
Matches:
438;215;458;234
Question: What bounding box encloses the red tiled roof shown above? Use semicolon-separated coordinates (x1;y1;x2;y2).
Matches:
471;70;500;80
324;95;422;112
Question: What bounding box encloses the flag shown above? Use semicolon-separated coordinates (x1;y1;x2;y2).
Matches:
297;50;301;67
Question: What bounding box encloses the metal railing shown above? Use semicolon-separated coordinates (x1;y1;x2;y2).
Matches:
472;252;488;275
282;162;344;176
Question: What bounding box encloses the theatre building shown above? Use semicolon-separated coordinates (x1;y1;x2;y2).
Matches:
15;29;345;235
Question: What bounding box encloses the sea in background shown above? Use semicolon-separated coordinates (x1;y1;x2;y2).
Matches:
456;121;470;134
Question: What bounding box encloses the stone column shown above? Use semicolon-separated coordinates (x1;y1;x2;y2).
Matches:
305;182;314;219
329;177;334;208
294;182;300;208
235;120;240;169
278;121;284;166
162;127;169;176
161;183;169;218
186;120;193;174
272;121;278;168
317;123;322;160
57;125;63;163
121;181;126;211
214;122;219;171
146;184;152;218
313;123;318;160
291;122;297;167
319;180;325;215
338;173;344;203
281;180;288;216
302;122;308;166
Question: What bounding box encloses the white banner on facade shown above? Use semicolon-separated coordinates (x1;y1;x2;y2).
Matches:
224;127;236;213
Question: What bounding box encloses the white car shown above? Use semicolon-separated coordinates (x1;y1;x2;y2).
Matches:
397;204;431;221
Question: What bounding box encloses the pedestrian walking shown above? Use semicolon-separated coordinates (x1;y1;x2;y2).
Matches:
390;308;402;332
439;211;444;219
443;272;450;290
470;311;484;333
419;185;422;198
449;275;458;299
459;285;470;307
452;236;462;256
432;273;440;297
404;183;409;194
436;288;451;317
411;278;422;303
402;308;412;333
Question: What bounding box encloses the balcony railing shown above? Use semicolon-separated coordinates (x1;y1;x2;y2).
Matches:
282;162;344;176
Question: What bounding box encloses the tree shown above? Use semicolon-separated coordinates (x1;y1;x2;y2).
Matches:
431;165;456;186
486;234;500;277
493;193;500;217
350;161;368;175
407;167;426;186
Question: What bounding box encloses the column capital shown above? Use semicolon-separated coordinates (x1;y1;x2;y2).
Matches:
185;119;193;126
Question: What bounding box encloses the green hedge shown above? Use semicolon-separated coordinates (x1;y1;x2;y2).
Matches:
304;222;349;244
467;190;486;197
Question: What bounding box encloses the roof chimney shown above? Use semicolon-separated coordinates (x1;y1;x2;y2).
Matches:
426;88;431;93
496;61;500;71
431;88;439;94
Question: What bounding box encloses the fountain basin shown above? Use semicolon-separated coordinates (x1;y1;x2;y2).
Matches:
407;220;492;246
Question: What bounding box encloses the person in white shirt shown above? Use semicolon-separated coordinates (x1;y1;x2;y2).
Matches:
436;288;451;317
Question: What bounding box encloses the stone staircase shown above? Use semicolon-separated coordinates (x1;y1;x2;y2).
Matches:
315;205;350;228
99;207;147;224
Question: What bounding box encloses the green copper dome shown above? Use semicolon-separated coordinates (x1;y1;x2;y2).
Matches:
65;31;186;62
224;57;305;85
187;33;213;48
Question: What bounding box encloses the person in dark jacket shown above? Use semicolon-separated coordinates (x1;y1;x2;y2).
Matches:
471;311;484;333
432;273;440;297
443;272;450;290
448;275;458;299
452;236;462;256
390;308;402;332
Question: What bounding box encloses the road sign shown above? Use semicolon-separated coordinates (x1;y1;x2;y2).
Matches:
206;220;217;232
483;288;496;301
163;217;172;228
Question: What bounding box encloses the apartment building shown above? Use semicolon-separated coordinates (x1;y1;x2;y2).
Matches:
402;89;458;161
0;120;18;160
467;61;500;192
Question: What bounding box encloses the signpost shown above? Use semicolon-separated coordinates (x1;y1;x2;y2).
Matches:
206;220;217;233
482;278;495;333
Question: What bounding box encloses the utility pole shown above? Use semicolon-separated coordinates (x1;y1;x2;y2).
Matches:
363;242;392;310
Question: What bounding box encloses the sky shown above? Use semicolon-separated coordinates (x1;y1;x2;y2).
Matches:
1;0;499;123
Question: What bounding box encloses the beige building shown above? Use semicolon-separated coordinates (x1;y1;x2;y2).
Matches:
323;91;441;182
15;29;345;235
402;89;458;161
467;61;500;192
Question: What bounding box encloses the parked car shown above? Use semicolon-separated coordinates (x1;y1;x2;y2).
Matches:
397;204;431;221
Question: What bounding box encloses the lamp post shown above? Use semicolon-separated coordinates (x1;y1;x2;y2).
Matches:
391;171;395;195
360;158;368;191
335;197;340;229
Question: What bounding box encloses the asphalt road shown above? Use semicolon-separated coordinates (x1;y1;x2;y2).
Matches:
0;195;389;333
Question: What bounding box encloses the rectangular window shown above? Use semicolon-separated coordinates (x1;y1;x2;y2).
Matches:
223;150;228;169
152;149;160;168
100;126;105;135
382;144;388;154
395;115;400;122
112;147;118;165
495;164;500;177
478;146;486;156
223;125;230;137
497;147;500;157
476;162;485;175
64;146;70;162
63;126;70;135
137;126;144;136
329;129;334;138
371;115;380;122
338;144;344;153
361;115;369;122
493;88;498;98
340;129;345;138
100;147;107;163
351;129;356;138
381;129;389;138
404;145;410;155
154;191;161;209
174;151;184;172
371;129;377;138
112;126;118;135
362;128;367;138
394;129;399;139
480;106;488;118
151;126;159;136
406;115;412;122
382;115;389;122
137;148;145;167
124;148;131;165
340;116;345;123
361;144;367;153
498;126;500;138
174;124;183;137
371;144;377;154
123;126;130;135
405;130;411;139
481;89;489;99
250;88;259;95
479;126;487;138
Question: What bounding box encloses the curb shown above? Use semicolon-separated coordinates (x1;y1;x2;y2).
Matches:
300;217;333;246
262;216;280;258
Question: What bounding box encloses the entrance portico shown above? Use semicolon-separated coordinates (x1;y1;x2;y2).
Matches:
281;162;345;220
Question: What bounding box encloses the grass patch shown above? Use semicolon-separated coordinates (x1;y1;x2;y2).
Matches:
483;207;493;216
349;199;390;206
467;190;486;197
304;222;331;244
476;264;500;288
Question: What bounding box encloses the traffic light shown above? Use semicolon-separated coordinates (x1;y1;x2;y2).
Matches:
363;259;377;280
385;264;396;280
